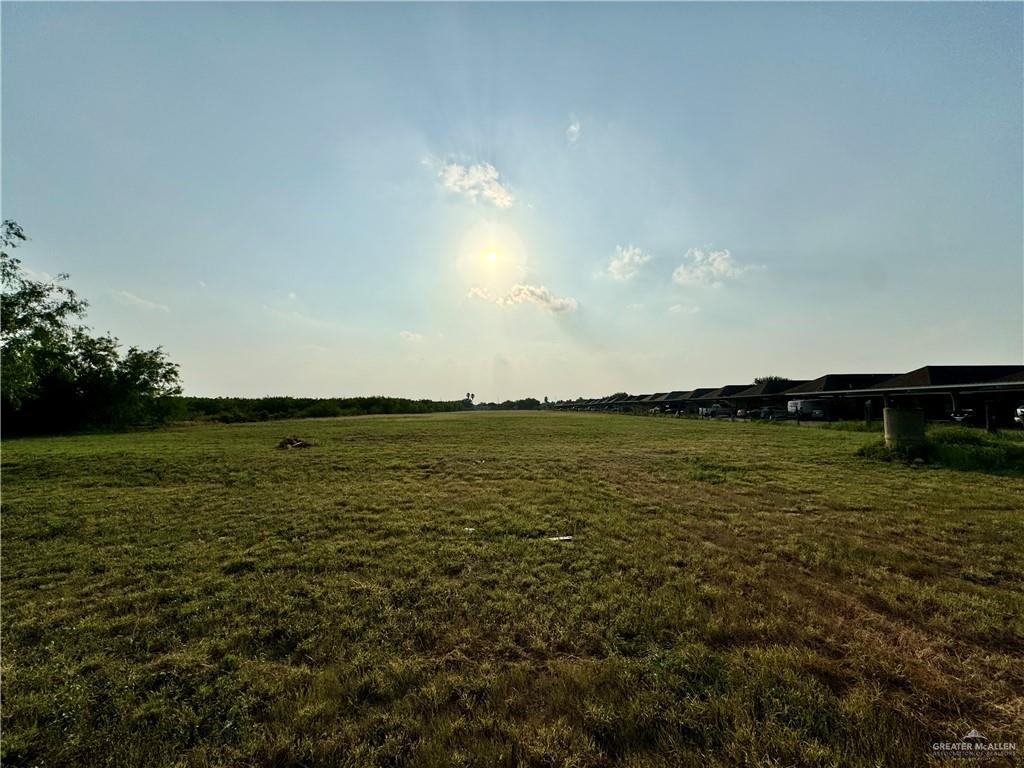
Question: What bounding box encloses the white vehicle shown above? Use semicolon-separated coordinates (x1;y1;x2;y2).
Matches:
787;399;828;420
1015;404;1024;427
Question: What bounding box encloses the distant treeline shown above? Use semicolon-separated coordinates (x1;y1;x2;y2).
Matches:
176;396;469;423
176;396;548;423
473;398;543;411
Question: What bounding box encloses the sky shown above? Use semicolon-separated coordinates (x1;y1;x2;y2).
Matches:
3;2;1022;401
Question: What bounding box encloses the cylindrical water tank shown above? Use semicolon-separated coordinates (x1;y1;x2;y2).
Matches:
883;407;925;449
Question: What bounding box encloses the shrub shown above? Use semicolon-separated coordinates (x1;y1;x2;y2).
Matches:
858;428;1024;475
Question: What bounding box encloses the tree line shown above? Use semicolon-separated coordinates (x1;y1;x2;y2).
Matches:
0;222;496;435
176;396;468;424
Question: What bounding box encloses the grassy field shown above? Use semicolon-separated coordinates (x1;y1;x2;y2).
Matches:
2;412;1022;767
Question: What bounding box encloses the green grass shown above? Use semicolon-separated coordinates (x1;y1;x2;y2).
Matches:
3;412;1022;767
858;425;1024;474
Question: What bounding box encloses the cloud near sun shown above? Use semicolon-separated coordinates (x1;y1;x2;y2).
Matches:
439;161;514;208
468;284;578;313
672;247;762;287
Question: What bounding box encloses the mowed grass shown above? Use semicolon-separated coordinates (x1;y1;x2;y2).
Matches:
2;412;1022;767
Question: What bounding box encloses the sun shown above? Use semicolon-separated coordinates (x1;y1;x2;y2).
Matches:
455;223;526;292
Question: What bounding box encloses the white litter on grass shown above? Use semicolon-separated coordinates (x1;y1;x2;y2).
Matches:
547;535;573;541
463;527;476;533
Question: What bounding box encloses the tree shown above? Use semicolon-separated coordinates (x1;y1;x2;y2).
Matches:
1;222;181;433
1;221;88;408
753;375;791;385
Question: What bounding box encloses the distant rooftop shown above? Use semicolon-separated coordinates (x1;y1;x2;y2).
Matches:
677;388;716;401
664;390;692;402
733;379;810;398
696;385;753;401
871;365;1024;390
991;369;1024;385
652;390;691;403
785;373;897;395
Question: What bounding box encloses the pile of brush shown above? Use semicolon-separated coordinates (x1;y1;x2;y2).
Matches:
277;436;314;449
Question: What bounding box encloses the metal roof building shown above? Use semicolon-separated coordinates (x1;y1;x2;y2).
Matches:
783;373;898;396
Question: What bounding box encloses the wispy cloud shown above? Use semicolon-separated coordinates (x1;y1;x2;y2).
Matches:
439;161;514;208
399;330;424;342
500;284;578;312
115;290;170;313
607;244;651;281
263;305;345;332
468;284;578;313
198;280;207;289
566;115;581;143
669;303;700;315
672;247;761;287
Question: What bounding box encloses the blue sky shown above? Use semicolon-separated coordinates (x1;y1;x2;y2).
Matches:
3;2;1021;400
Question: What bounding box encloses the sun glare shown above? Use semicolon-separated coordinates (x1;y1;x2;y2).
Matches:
456;223;527;293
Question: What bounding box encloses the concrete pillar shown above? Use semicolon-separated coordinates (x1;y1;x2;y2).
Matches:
884;407;925;449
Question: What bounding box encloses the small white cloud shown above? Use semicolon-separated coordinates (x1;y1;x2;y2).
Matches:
468;283;577;313
263;305;346;331
287;291;298;301
607;244;651;281
672;247;761;287
626;303;645;311
439;161;514;208
566;115;581;143
115;290;170;313
669;303;700;315
399;330;424;342
198;280;207;289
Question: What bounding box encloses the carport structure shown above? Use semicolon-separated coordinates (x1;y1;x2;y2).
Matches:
776;373;898;420
732;379;809;414
864;366;1024;426
693;385;754;413
606;394;633;412
673;388;716;414
652;390;692;414
639;393;667;413
622;394;653;414
773;367;1024;424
